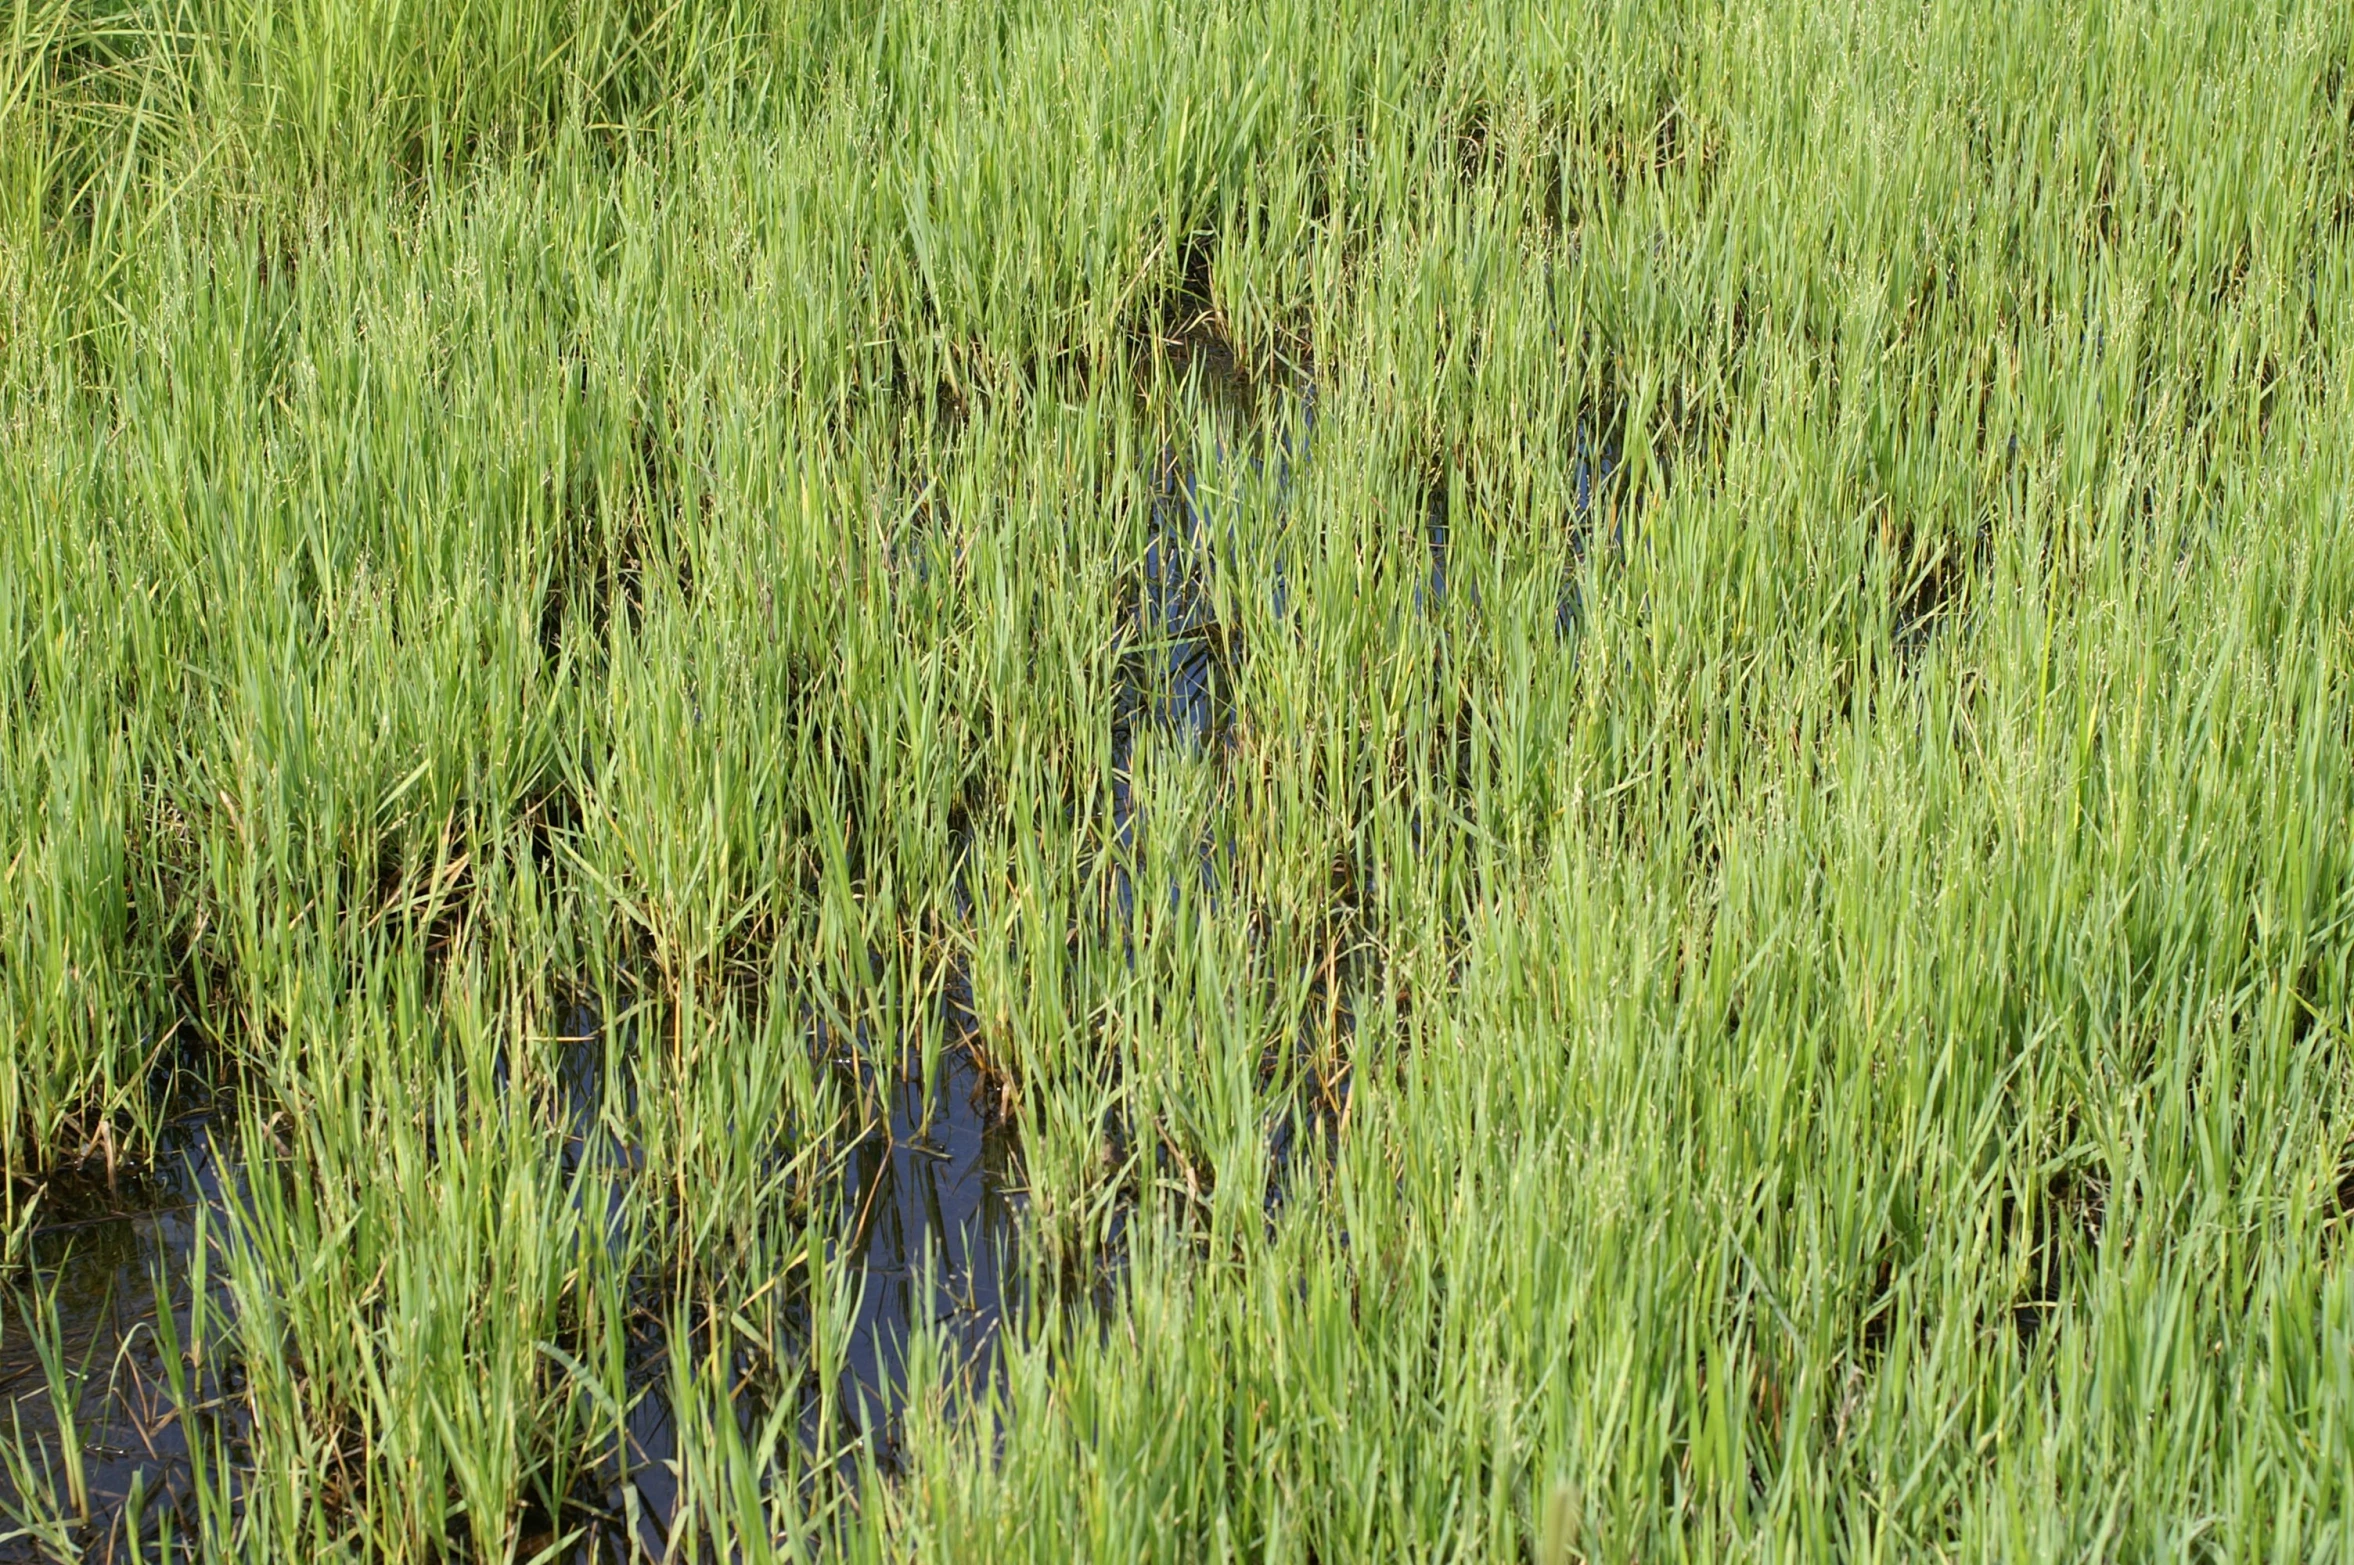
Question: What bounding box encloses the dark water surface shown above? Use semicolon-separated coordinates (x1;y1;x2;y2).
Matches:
2;1015;1024;1561
0;1118;240;1561
546;1021;1024;1564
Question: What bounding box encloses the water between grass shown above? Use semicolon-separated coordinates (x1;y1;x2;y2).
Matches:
0;1020;1023;1562
2;385;1595;1558
0;1118;238;1563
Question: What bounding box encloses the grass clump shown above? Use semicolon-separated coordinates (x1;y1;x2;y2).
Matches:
5;0;2354;1558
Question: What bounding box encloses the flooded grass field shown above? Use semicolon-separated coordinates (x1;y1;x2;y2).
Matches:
6;0;2354;1558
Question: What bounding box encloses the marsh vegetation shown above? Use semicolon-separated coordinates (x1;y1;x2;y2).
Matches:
4;0;2353;1558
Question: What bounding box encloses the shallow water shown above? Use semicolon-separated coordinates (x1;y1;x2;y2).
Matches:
839;1044;1024;1422
1112;385;1314;926
1424;428;1621;630
519;1001;1027;1559
0;1118;239;1561
1;1014;1024;1561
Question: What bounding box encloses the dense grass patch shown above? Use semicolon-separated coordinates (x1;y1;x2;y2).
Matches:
5;0;2353;1557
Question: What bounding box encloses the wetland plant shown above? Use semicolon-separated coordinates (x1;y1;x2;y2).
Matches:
3;0;2354;1558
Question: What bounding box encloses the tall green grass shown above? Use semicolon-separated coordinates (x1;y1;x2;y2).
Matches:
5;0;2353;1556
